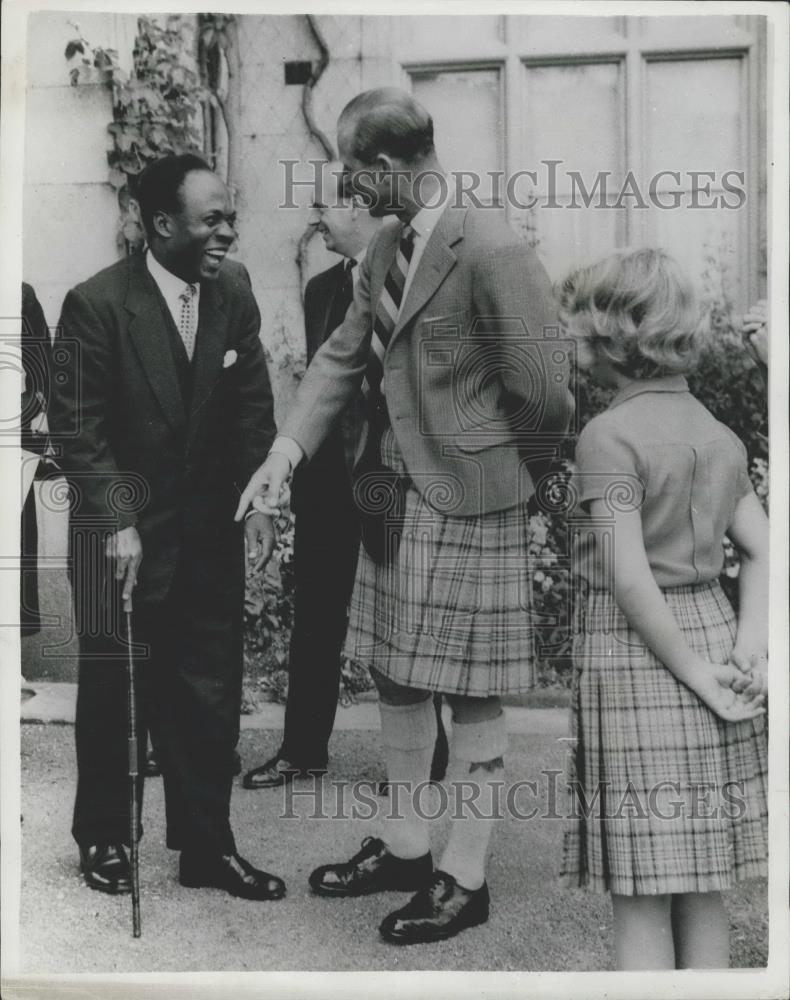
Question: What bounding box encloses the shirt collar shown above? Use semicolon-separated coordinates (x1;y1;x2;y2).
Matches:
146;249;200;301
408;178;452;241
609;374;689;409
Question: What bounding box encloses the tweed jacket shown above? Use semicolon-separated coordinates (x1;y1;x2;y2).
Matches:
281;202;574;517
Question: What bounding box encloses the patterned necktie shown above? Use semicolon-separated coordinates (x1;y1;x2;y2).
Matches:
178;283;198;361
362;225;415;410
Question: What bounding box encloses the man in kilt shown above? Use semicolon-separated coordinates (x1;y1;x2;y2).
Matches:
237;88;574;943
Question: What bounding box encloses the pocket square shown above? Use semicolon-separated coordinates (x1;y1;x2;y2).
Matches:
223;349;238;369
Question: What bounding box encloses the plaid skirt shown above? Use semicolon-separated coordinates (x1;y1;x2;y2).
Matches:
560;581;768;896
343;427;536;696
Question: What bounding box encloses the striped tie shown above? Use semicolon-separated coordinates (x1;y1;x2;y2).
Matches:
363;225;415;411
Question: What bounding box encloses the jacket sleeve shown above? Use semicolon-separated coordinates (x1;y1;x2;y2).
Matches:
47;286;138;529
231;266;277;487
279;235;381;460
303;274;319;365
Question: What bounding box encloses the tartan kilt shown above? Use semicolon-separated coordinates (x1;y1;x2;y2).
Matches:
343;427;536;696
560;580;768;896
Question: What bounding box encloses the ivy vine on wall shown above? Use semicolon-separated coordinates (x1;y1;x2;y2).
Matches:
65;14;237;253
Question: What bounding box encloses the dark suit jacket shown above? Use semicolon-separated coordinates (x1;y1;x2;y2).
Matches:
304;260;350;366
281;203;575;517
49;252;275;604
292;260;364;510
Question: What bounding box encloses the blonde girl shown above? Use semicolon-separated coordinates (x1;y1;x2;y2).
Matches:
558;248;768;970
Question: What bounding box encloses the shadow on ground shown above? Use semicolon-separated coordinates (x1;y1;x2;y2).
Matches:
19;724;768;973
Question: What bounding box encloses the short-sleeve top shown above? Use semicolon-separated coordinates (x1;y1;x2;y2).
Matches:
571;375;754;589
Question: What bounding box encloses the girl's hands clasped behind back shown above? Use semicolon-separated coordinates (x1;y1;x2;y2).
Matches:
685;653;766;723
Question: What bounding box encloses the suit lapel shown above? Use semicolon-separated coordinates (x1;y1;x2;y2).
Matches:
391;204;466;342
187;279;227;451
125;256;186;432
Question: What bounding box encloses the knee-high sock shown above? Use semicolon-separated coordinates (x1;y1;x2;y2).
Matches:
378;697;436;860
439;712;508;890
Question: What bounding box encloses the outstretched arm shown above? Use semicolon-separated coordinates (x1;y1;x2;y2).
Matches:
278;232;379;460
236;233;382;521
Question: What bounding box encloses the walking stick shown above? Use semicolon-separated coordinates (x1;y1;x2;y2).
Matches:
124;594;142;938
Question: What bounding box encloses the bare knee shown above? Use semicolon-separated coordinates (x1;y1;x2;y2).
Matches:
370;666;431;706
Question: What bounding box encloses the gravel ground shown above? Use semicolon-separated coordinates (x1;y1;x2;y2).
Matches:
18;723;768;975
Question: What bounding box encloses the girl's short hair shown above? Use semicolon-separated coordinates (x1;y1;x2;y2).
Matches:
558;248;707;379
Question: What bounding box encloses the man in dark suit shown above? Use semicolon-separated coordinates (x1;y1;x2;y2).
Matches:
237;90;573;943
243;164;448;789
49;154;285;901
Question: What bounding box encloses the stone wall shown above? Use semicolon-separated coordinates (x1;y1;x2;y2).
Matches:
23;11;136;330
234;15;398;419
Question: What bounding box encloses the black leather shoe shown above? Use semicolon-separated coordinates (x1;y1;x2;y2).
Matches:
379;871;489;944
79;844;131;895
309;836;432;897
179;851;286;901
243;756;325;790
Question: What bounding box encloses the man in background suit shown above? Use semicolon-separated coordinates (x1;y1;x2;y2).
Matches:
244;164;447;789
49;154;285;901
